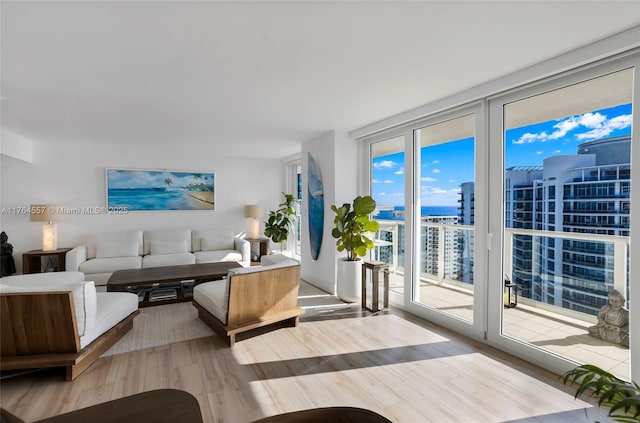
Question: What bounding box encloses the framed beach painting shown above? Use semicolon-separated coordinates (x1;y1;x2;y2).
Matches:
106;168;215;211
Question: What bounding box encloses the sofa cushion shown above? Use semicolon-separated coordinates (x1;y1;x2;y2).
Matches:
200;236;233;251
88;230;143;259
194;250;242;264
143;229;192;255
193;280;228;325
80;291;138;349
191;229;233;252
0;280;97;337
79;256;143;274
150;240;189;255
97;241;139;258
142;253;195;268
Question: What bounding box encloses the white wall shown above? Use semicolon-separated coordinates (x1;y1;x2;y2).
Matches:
0;136;285;272
0;129;34;163
301;130;357;293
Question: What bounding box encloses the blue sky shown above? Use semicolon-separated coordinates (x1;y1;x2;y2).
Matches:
372;103;632;207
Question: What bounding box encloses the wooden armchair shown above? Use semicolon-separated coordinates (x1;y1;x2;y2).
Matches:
1;274;139;380
193;256;304;346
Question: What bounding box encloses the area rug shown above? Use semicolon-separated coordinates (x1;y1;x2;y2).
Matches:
102;280;348;356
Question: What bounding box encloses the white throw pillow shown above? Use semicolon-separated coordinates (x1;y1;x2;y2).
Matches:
150;240;189;255
97;241;139;258
200;236;233;251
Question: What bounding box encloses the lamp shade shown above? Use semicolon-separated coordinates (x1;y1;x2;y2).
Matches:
244;205;263;219
30;205;56;222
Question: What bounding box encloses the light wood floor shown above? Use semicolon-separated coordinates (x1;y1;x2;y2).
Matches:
0;306;611;423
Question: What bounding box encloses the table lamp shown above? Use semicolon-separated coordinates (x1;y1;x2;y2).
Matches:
30;205;57;251
244;205;263;239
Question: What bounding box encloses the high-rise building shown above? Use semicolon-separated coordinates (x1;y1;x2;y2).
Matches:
502;136;631;315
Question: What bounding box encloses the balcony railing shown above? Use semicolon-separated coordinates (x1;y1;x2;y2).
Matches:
373;219;630;320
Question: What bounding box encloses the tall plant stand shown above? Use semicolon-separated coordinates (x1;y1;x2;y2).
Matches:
361;261;389;312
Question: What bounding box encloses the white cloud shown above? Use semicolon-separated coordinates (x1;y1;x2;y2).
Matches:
394;167;405;175
383;179;394;184
372;179;382;184
432;168;441;174
512;111;631;145
421;186;461;206
536;151;543;155
373;160;396;170
554;150;561;153
432;160;440;164
448;179;456;183
421;177;437;182
576;114;632;141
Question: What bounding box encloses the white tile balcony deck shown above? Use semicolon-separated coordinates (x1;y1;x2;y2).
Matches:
386;272;631;380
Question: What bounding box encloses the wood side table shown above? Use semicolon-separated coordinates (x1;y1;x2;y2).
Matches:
246;238;270;265
361;260;389;312
22;248;72;274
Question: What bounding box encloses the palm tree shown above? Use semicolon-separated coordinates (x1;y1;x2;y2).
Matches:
164;177;173;189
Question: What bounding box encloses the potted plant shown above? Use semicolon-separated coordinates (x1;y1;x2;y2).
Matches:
331;195;380;302
264;193;297;252
563;364;640;422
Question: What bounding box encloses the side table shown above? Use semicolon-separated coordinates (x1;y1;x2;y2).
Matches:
361;260;389;312
22;248;72;274
246;238;270;265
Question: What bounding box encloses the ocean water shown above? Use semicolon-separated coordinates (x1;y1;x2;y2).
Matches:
107;188;212;211
374;206;458;221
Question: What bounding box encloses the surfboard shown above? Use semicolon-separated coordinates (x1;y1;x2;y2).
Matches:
308;152;324;261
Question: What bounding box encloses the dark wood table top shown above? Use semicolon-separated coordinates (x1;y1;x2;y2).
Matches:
107;261;241;287
34;389;203;423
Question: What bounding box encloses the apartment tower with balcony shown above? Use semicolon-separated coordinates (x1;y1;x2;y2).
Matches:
503;136;631;315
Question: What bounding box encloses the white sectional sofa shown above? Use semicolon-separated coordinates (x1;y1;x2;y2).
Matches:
65;229;250;287
0;271;139;380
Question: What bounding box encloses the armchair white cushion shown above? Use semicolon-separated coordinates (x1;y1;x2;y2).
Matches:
0;273;97;337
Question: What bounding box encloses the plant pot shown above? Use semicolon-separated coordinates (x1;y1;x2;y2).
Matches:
336;258;362;303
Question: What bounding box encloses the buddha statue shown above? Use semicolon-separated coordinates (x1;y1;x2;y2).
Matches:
588;289;629;347
1;231;17;276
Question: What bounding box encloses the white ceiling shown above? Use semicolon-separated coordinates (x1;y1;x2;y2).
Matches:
2;1;639;159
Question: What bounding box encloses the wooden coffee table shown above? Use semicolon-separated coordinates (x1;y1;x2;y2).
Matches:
108;262;241;307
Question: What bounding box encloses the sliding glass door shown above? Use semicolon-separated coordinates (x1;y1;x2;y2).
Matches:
413;114;477;324
488;62;637;379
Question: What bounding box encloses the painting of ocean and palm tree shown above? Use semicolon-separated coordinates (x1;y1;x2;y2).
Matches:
107;169;215;211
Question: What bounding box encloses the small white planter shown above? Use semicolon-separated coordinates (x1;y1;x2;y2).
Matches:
336;258;362;303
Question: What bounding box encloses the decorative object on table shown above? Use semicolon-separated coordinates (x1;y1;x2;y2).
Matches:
307;152;324;260
106;168;214;211
30;205;58;251
0;231;16;276
503;275;517;308
562;364;639;422
331;195;380;302
244;204;264;239
264;192;296;251
588;289;629;347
